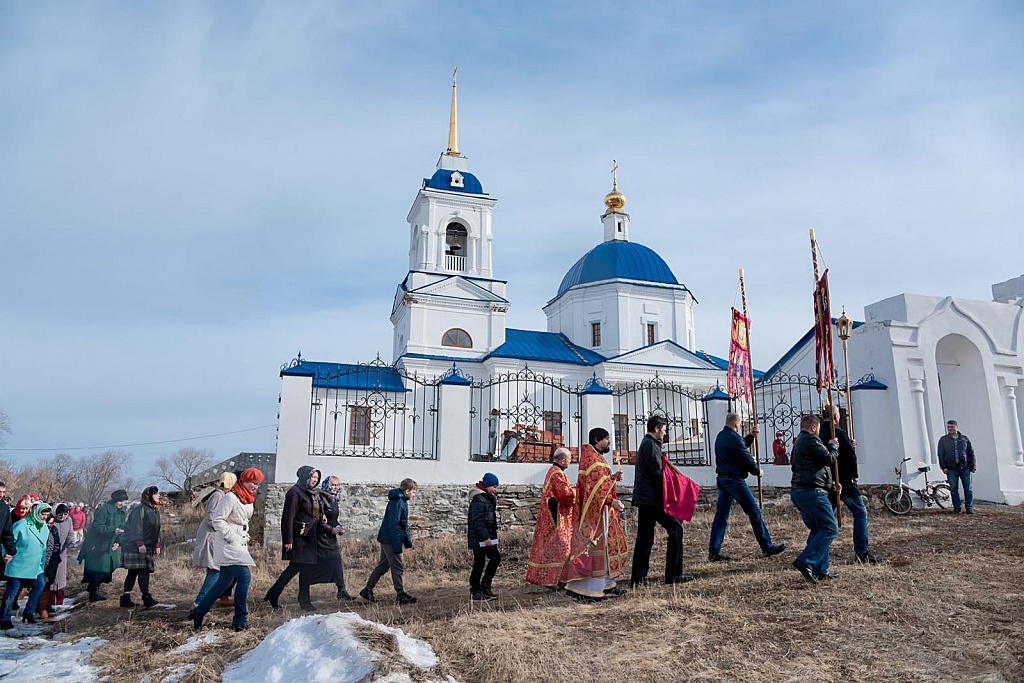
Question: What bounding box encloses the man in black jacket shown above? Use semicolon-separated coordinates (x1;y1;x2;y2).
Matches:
790;414;840;584
824;407;880;563
937;420;976;514
629;415;691;588
707;414;786;562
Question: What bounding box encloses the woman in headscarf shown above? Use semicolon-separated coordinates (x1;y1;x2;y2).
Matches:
119;486;162;609
44;504;75;611
192;472;238;609
308;474;354;601
188;467;264;631
1;502;51;630
264;465;322;611
79;489;129;602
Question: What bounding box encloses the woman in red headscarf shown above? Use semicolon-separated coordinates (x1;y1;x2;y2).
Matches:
188;467;264;632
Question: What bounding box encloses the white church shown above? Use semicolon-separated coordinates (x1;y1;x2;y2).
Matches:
274;78;1024;506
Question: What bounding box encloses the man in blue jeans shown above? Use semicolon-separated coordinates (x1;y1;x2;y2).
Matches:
824;406;881;564
708;413;785;562
789;413;840;584
938;420;976;514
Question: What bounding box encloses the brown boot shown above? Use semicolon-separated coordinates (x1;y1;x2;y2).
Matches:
218;596;234;607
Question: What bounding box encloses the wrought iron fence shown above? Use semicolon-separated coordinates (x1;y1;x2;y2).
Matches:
305;358;440;459
612;375;713;466
752;372;825;464
469;366;583;463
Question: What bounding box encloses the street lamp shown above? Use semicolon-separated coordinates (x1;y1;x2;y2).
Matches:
835;309;855;439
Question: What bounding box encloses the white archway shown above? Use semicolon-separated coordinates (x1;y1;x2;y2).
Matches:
935;334;1000;503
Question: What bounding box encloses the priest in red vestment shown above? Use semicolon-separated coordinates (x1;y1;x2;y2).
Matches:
525;448;576;587
561;427;628;599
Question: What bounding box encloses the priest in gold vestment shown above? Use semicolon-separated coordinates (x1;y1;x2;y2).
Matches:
561;427;628;599
525;448;576;587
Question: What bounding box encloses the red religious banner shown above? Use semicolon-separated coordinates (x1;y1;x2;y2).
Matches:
727;307;752;401
814;269;835;391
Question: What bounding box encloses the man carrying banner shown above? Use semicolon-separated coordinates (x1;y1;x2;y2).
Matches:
629;416;693;588
790;414;840;584
526;448;576;588
561;429;628;601
708;413;787;562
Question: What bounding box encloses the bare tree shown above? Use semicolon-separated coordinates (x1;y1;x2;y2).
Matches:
0;407;10;449
79;450;132;510
149;447;216;492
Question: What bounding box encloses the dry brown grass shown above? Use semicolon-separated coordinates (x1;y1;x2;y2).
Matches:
52;499;1024;683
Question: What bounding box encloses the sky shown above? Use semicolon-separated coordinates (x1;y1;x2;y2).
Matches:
1;1;1022;480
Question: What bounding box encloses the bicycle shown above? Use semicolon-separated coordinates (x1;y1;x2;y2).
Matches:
883;457;952;515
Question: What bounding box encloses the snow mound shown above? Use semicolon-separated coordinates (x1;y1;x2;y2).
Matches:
166;630;223;656
222;612;456;683
0;635;106;681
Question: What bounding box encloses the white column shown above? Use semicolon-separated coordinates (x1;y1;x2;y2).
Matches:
277;374;314;482
1002;384;1024;467
910;377;932;467
581;384;615;466
437;377;472;462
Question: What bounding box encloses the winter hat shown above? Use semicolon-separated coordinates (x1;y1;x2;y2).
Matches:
218;472;238;490
481;473;499;488
111;489;129;503
55;503;69;516
238;467;265;484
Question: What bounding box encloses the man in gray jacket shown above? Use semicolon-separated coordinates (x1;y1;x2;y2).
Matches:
938;420;976;514
790;414;840;584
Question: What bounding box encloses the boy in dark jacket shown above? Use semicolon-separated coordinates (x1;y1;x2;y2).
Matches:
360;478;417;605
468;473;500;602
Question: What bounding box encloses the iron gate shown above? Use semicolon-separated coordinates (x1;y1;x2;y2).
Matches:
612;375;713;466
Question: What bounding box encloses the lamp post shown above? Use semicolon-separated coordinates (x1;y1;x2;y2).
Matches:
835;309;855;440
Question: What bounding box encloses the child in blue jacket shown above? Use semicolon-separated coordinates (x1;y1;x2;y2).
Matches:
360;478;418;605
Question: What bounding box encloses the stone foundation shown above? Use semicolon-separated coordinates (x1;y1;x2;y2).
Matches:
260;481;875;545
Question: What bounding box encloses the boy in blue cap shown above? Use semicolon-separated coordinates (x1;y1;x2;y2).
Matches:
468;473;501;601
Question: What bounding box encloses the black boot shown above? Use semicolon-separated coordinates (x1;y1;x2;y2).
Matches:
337;588;355;601
263;592;281;611
0;620;12;630
187;610;204;631
21;612;37;623
120;593;137;608
142;594;158;609
480;584;497;599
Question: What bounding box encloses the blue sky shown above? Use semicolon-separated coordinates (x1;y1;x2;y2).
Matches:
2;1;1022;479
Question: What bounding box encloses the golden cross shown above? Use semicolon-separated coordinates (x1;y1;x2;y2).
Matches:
611;159;618;190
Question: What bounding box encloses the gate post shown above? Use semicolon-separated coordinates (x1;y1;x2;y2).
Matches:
438;370;473;462
581;376;614;464
702;384;731;455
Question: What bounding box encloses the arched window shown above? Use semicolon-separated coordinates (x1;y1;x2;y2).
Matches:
445;222;468;255
442;328;473;348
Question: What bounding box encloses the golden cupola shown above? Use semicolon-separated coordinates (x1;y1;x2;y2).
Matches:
603;160;626;215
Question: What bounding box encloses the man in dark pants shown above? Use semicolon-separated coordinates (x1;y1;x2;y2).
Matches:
0;481;15;585
629;415;692;588
790;414;840;584
824;406;881;563
938;419;976;514
707;414;786;562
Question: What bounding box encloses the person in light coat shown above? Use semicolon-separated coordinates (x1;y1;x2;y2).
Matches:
191;472;238;608
187;467;264;631
1;502;52;630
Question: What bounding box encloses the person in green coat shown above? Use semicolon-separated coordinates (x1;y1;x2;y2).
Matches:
78;489;128;602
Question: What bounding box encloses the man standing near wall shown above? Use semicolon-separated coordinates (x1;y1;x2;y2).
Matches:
938;420;976;514
629;416;691;588
707;414;786;562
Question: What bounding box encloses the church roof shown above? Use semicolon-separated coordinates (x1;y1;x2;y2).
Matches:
424;168;484;194
281;360;410;392
487;329;605;366
556;241;679;297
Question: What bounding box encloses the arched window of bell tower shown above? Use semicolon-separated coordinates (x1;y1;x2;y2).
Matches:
445;222;468;272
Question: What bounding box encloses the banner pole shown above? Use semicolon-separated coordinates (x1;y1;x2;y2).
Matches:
739;268;763;508
810;229;842;528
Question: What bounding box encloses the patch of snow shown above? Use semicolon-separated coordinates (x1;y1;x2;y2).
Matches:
141;663;195;683
167;631;222;656
221;612;457;683
152;603;177;609
0;636;106;681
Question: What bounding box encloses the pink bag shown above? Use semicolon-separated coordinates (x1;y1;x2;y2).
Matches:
662;456;699;522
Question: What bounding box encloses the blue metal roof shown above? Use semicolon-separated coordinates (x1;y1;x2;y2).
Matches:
281;361;409;392
487;329;605;366
557;241;678;296
424;169;484;194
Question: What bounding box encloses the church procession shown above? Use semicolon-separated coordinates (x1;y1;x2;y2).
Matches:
3;7;1024;676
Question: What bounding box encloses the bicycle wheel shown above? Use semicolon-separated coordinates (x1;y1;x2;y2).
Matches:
930;483;952;509
884;488;913;515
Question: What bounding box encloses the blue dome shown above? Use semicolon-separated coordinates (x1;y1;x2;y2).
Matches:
424;169;484;194
557;241;678;296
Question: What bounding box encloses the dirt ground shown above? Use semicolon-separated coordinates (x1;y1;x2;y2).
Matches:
46;498;1024;683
